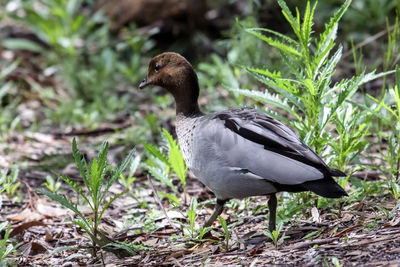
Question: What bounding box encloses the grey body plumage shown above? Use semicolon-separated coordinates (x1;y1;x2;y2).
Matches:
176;108;346;200
140;52;347;230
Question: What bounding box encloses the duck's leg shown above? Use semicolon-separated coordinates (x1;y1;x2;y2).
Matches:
203;199;227;227
268;193;277;232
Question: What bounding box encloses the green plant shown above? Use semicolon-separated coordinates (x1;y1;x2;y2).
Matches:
330;104;370;171
0;166;20;200
368;66;400;198
264;222;287;247
377;14;400;94
232;0;393;170
302;227;326;240
186;198;199;239
119;155;141;191
327;103;371;188
0;222;21;266
384;16;400;72
351;40;366;76
331;256;342;267
0;59;20;139
197;16;271;111
142;142;174;189
142;128;188;202
37;138;134;256
346;177;386;202
3;0;151;127
163;129;188;199
43;175;62;193
218;216;231;251
389;177;400;200
116;24;155;84
271;192;311;225
4;0;108;99
174;198;211;242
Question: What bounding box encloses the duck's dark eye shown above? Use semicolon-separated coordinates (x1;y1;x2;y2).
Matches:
154;64;160;72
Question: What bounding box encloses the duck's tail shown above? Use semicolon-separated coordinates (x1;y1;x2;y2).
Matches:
302;177;348;198
329;168;346;177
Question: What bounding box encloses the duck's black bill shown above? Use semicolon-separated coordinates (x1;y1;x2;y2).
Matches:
139;78;150;89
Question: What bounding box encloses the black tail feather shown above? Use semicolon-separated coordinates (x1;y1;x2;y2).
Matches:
329;168;346;177
274;177;348;198
301;178;348;198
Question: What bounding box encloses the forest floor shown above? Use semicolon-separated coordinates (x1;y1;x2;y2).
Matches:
2;127;400;267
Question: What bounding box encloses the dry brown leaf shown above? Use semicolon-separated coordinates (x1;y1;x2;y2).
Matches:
36;198;70;218
334;224;362;238
8;207;45;222
30;241;47;255
168;246;190;258
9;220;46;237
45;230;54;242
143;238;159;247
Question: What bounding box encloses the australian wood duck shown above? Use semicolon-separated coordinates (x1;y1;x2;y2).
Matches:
139;52;347;231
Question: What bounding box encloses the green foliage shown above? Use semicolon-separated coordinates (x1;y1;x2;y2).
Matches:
231;0;394;174
368;66;400;198
384;16;400;72
157;191;180;207
347;177;386;201
218;216;231;251
162;128;188;192
331;256;342;267
119;155;141;191
0;60;20;139
329;104;370;172
175;198;211;242
142;128;187;201
5;0;112;101
42;175;62;193
0;222;21;266
187;198;199;239
0;166;21;201
197;17;270;111
3;0;152;127
37;138;135;256
264;222;287;247
341;0;399;42
302;227;326;240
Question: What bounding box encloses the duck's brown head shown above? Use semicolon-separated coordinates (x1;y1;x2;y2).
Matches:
139;52;201;115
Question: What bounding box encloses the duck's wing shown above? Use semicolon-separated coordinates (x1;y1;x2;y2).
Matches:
217;108;326;169
197;108;339;185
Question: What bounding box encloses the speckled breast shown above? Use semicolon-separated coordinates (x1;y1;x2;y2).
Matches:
175;115;200;169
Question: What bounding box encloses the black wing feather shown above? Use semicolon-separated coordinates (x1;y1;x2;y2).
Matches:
215;108;331;175
212;108;347;198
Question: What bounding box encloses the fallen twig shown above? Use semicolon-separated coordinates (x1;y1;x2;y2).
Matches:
147;175;181;231
52;118;133;137
284;237;339;250
343;24;396;57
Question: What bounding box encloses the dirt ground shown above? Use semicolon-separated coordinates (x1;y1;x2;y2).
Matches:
1;128;400;266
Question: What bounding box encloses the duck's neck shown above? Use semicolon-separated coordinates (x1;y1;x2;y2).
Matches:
175;96;201;117
172;69;203;117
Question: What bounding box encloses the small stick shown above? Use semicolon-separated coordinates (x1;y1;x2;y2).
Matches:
285;237;339;250
147;175;180;231
22;181;37;210
343;24;395;57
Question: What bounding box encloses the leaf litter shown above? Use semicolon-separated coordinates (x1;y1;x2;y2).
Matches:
1;127;400;266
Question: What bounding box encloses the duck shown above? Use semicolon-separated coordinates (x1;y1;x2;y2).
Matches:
139;52;347;231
